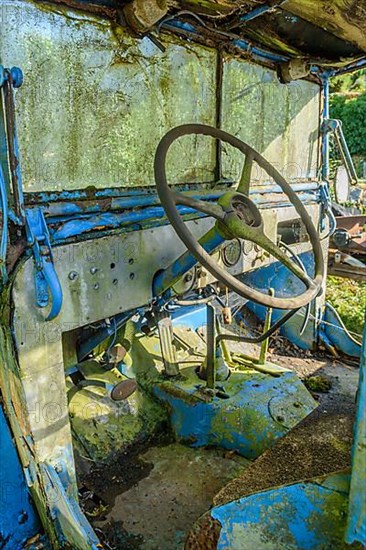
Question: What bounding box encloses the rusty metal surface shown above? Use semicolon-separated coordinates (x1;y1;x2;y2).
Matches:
328;259;366;281
27;0;366;70
328;215;366;281
185;512;222;550
335;215;366;253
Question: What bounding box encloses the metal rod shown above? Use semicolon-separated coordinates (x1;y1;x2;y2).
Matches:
258;289;274;364
336;124;358;183
206;303;216;389
321;74;330;181
216;308;299;345
2;75;24;223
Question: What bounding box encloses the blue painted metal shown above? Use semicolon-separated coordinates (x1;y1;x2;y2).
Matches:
334;57;366;76
0;406;41;549
153;226;225;297
25;182;318;209
321;302;362;359
242;252;362;357
25;208;63;321
318;181;336;235
346;321;366;545
162;20;290;63
35;190;224;218
51;204;207;241
204;325;365;548
0;164;9;283
153;306;316;459
155;369;316;459
211;473;351;549
238;3;284;23
241;251;317;350
41;463;101;549
47;187;319;244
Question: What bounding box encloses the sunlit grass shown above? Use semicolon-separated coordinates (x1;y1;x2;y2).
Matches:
326;276;366;338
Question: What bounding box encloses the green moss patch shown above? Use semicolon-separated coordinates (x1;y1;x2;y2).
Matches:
326;276;365;338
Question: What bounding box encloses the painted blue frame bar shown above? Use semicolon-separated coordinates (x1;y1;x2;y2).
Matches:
345;320;366;546
238;2;285;23
161;20;290;63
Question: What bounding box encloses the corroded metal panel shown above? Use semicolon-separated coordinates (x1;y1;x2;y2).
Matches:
0;1;217;191
221;57;320;184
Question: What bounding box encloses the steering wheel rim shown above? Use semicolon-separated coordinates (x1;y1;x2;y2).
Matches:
154;124;324;310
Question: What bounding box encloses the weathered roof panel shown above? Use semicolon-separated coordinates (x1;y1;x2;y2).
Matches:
34;0;366;70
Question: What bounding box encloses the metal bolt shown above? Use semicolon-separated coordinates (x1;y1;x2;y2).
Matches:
128;258;134;265
94;283;99;290
113;279;118;285
90;267;98;274
129;273;135;280
184;273;193;282
68;271;78;281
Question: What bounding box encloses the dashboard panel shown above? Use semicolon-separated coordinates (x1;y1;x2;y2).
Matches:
12;203;320;350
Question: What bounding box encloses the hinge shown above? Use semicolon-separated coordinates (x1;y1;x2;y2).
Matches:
25;208;63;321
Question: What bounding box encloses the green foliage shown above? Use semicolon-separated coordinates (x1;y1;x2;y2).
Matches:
330;69;366;94
329;93;366;157
326;277;366;338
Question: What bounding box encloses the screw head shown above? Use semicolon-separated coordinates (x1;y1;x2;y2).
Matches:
68;271;78;280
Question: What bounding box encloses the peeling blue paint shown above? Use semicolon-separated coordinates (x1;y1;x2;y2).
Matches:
0;407;41;549
211;473;351;549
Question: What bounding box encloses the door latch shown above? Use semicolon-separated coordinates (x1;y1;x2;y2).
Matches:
25;208;63;321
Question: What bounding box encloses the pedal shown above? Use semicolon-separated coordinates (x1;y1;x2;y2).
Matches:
110;379;137;401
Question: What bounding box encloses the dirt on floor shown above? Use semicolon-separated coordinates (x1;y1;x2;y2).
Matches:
77;442;250;550
75;339;359;550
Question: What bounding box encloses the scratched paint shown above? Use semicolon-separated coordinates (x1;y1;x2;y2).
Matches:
210;473;352;549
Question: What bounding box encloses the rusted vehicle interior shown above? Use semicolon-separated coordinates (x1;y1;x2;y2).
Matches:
0;1;365;549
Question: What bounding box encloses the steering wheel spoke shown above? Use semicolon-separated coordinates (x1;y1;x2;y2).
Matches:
248;231;314;288
172;191;226;222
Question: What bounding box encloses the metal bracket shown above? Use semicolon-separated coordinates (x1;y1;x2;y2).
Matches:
318;181;336;236
321;118;358;184
25;208;63;321
0;65;25;225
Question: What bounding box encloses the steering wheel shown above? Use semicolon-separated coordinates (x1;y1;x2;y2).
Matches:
154;124;324;310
